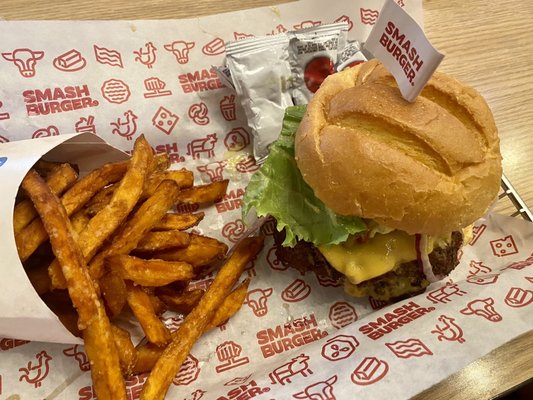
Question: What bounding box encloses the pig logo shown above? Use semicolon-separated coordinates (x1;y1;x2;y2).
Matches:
386;338;433;359
504;287;533;308
269;354;313;385
2;48;44;77
245;287;273;317
293;375;338;400
490;235;519;257
351;357;389;386
460;298;503;322
431;315;465;343
18;350;52;388
187;133;217;160
321;335;359;362
164;40;195;64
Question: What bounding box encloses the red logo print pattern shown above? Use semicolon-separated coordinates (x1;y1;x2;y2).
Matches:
504;287;533;308
111;110;137;140
215;341;250;372
152;106;179;135
460;298;503;322
134;42;157;68
321;334;359;362
293;375;338;400
18;350;52;388
269;354;313;385
94;45;123;67
1;48;44;77
351;357;389;386
245;287;273;317
490;235;519;257
386;338;433;359
328;302;357;329
431;315;465;343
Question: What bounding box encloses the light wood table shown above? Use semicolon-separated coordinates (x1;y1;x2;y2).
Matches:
2;1;532;399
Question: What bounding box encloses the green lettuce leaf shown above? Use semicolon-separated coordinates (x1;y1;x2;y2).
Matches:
242;105;366;247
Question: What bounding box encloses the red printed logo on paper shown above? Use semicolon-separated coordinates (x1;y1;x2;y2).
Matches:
179;68;225;93
186;133;217;159
215;341;250;373
368;297;388;310
526;276;533;284
315;272;342;288
469;224;487;245
351;357;389;386
154;142;185;164
197;160;227;182
360;8;379;25
173;354;200;386
266;244;288;271
134;42;157;68
321;334;359;361
220;95;237;121
152;106;179;135
224;127;250;151
293;375;338;400
32;125;59;139
0;101;10;121
111;110;137;141
502;253;533;271
75;115;96;134
426;281;467;304
334;15;353;30
101;79;131;104
504;287;533;308
460;298;502;322
467;273;500;286
224;375;252;386
293;20;321;30
185;389;206;400
165;40;195;64
143;77;172;98
93;45;123;67
222;219;246;243
188;102;210;125
125;372;148;399
269;354;313;385
1;48;44;77
162;315;184;332
245;287;273;317
202;37;225;56
53;49;86;72
0;338;29;350
468;260;492;277
386;338;433;359
18;350;52;388
234;32;255;40
217;380;270;400
329;302;357;329
490;235;519;257
431;315;465;344
269;24;288;35
215;188;245;214
63;345;90;371
282;279;311;303
235;155;261;173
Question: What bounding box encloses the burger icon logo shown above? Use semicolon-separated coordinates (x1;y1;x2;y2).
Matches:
328;302;357;329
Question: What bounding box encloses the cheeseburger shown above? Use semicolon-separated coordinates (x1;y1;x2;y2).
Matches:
243;59;502;301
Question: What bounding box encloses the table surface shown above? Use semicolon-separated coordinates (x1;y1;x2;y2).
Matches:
2;0;532;399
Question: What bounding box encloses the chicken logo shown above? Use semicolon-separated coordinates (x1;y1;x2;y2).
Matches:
110;110;138;140
164;40;195;64
18;350;52;388
245;287;273;317
186;133;217;159
460;297;502;322
431;315;465;343
269;354;313;385
134;42;157;69
63;345;90;371
32;125;59;139
386;338;433;359
293;375;338;400
1;48;44;77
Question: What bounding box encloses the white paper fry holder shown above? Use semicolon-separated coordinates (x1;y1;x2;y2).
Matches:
364;0;444;102
0;133;127;344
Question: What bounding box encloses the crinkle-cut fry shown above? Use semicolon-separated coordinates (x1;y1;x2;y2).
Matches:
142;169;194;199
110;324;138;377
205;278;250;330
99;270;128;318
108;255;194;287
85;184;115;217
88;180;181;280
176;179;229;205
83;302;127;400
16;160;129;262
21;169;99;329
25;263;52;295
48;135;151;288
126;282;171;346
140;236;264;400
151;212;205;231
14;163;78;234
136;231;191;252
156;287;204;314
150;234;228;269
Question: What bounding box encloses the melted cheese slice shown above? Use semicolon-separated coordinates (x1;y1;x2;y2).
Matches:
318;231;424;285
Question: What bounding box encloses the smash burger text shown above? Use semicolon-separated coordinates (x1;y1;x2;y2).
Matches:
23;84;99;116
359;301;435;340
